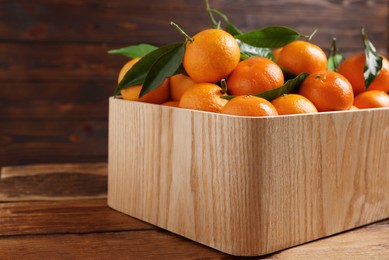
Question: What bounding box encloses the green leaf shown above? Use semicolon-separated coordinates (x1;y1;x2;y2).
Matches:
140;43;185;97
280;67;297;82
327;38;344;71
108;44;158;58
174;64;188;76
226;21;242;36
328;54;343;71
114;43;183;96
255;72;309;101
361;27;383;89
235;26;300;48
221;73;309;101
237;39;275;61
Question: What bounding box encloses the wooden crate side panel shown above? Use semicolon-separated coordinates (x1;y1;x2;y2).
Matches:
108;99;389;256
250;110;389;255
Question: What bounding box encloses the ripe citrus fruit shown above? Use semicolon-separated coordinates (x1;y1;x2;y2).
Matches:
226;57;284;96
349;105;359;110
121;81;170;104
221;95;278;116
169;74;196;101
271;94;318;115
273;48;282;61
276;40;327;75
337;53;389;95
183;29;240;83
299;70;354;112
353;90;389;109
118;58;141;83
179;83;228;113
119;58;170;104
162;101;180;107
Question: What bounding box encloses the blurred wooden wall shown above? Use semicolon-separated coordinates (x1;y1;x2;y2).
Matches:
0;0;388;167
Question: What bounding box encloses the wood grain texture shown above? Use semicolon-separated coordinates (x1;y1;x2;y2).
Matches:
0;163;387;259
0;100;108;121
0;43;120;82
0;220;388;260
262;219;389;259
0;82;113;121
0;230;231;260
108;98;389;256
0;199;155;237
0;163;108;201
1;162;107;178
0;120;107;167
0;0;387;53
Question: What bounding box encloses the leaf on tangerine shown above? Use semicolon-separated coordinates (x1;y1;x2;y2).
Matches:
114;42;184;96
108;44;158;58
361;27;383;89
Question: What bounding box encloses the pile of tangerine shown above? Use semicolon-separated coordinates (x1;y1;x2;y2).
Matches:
117;29;389;116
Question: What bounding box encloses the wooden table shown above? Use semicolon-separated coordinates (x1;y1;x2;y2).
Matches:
0;163;388;259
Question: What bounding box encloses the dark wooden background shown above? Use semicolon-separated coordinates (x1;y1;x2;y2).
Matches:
0;0;388;168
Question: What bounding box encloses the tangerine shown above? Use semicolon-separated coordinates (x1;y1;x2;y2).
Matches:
277;40;327;75
183;29;240;83
299;70;354;111
162;101;180;107
179;83;228;113
273;48;282;61
353;90;389;109
221;95;278;116
121;81;170;104
271;94;318;115
227;57;284;96
118;58;170;104
337;53;389;95
169;74;196;101
118;58;141;83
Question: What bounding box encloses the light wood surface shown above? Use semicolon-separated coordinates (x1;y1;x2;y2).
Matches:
108;98;389;256
0;163;388;259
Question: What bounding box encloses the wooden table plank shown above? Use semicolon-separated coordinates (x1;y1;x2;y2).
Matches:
0;230;231;260
0;163;108;201
0;218;387;259
0;199;155;237
0;163;388;259
1;163;107;178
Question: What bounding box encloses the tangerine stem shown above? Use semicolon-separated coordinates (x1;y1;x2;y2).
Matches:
204;0;219;28
306;28;318;42
216;20;221;30
220;79;228;94
361;26;367;46
361;26;374;51
209;8;229;23
170;21;193;43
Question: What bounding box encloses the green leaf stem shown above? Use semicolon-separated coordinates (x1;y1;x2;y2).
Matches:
327;38;344;71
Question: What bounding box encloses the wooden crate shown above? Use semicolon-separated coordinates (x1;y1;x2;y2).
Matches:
107;97;389;256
